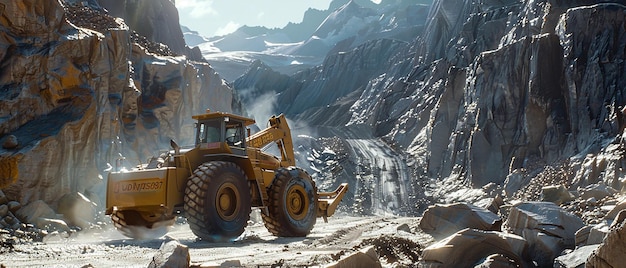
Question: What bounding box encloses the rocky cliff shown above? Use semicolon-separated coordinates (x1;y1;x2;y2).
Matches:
235;0;626;203
0;0;238;209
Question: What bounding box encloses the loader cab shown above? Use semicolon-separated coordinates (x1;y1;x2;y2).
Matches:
193;112;256;156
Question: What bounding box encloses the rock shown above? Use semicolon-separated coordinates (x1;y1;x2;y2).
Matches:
579;183;617;201
541;185;574;205
7;201;21;213
605;198;626;221
503;170;529;198
587;222;610;245
326;246;381;268
0;205;7;218
2;135;18;149
554;245;599;268
419;203;502;238
36;218;71;232
474;194;505;214
473;254;519;268
610;210;626;229
586;217;626;267
503;202;584;267
575;225;592;246
420;229;531;267
57;192;96;229
148;239;190;268
0;190;8;205
396;223;411;233
15;200;57;224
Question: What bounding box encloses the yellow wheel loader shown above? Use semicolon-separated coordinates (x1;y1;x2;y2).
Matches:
105;110;348;241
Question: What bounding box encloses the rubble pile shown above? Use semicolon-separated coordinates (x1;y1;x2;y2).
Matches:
359;235;422;265
0;190;47;248
63;3;177;57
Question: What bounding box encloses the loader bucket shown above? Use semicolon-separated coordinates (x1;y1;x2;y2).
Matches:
317;183;348;222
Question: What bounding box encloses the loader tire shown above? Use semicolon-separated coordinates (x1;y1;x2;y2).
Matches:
110;210;173;239
262;167;318;237
184;161;251;241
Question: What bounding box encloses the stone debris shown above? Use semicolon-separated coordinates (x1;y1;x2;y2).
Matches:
504;202;584;267
148;238;190;268
586;217;626;267
57;192;97;229
420;229;530;267
605;198;626;221
325;246;381;268
419;203;501;238
579;183;617;201
541;185;574;205
554;245;599;268
474;254;519;268
586;222;610;245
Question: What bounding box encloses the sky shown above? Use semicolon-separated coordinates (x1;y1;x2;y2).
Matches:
175;0;336;37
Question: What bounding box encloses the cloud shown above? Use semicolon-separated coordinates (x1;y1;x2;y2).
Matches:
175;0;216;18
215;21;241;36
257;12;265;19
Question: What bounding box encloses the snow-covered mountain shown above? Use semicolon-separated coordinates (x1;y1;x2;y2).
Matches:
184;0;430;81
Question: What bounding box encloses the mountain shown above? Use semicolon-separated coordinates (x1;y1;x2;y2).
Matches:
192;0;430;81
234;0;626;206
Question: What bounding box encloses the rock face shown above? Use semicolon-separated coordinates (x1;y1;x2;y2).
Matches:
235;0;626;209
0;0;238;209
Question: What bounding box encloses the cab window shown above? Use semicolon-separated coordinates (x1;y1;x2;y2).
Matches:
197;120;221;144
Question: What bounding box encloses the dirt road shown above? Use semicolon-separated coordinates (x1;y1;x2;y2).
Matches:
1;214;431;267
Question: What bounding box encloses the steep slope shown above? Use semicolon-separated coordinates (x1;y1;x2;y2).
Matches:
235;0;626;208
0;0;238;208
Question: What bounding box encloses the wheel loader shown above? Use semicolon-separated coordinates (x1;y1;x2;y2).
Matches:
105;110;348;241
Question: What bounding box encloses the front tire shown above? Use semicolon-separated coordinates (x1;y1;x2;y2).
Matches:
262;167;318;237
184;161;251;241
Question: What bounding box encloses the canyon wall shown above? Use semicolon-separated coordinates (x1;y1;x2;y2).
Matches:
0;0;237;208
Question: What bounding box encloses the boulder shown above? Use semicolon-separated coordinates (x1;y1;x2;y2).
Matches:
15;200;57;224
0;205;7;218
541;185;574;205
605;198;626;221
57;192;96;229
2;135;18;149
575;225;592;246
587;222;609;245
503;202;584;267
554;245;599;268
36;218;71;232
7;201;21;213
610;209;626;228
579;183;617;201
503;170;528;198
148;239;190;268
420;229;531;267
0;190;8;205
419;203;502;238
474;254;519;268
326;246;381;268
586;217;626;267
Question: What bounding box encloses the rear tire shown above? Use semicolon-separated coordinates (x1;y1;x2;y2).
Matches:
184;161;251;241
262;167;318;237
